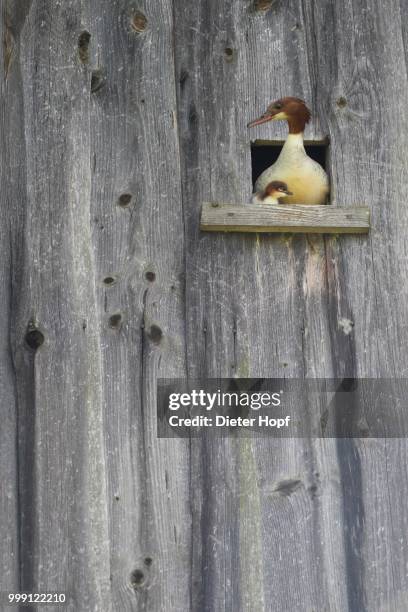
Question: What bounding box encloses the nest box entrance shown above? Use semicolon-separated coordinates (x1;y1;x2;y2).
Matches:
200;137;370;235
251;139;329;190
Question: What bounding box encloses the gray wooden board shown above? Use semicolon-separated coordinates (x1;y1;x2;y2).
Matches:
200;202;370;233
174;1;347;610
174;0;408;611
86;1;189;610
9;1;112;609
1;0;408;611
0;0;27;598
308;0;408;609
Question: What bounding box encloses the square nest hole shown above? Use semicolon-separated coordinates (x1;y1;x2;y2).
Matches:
251;139;329;194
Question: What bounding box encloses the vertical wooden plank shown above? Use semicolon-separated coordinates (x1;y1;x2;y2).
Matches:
305;0;408;609
174;1;347;610
0;0;27;595
86;1;190;610
10;1;111;608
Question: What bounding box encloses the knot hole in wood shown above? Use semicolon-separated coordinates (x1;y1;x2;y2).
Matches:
25;321;45;350
78;31;91;63
131;10;147;33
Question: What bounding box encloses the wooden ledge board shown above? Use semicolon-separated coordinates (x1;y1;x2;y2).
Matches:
200;203;370;234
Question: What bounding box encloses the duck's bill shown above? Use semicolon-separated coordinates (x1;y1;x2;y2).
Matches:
285;191;293;196
247;114;272;128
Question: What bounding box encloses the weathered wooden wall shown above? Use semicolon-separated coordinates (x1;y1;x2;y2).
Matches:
1;0;408;610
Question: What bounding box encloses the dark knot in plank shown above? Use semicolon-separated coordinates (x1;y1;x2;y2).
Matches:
91;69;107;93
130;568;145;590
103;276;117;287
254;0;274;11
25;321;45;351
78;31;91;63
145;271;156;282
131;11;147;33
118;193;133;207
109;313;122;329
147;324;163;344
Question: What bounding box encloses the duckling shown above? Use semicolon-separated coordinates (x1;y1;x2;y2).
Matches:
248;97;329;205
252;180;293;205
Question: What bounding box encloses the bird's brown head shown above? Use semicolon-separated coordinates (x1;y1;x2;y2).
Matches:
262;181;293;200
248;97;311;134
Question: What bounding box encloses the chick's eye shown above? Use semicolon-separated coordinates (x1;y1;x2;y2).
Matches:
274;103;282;110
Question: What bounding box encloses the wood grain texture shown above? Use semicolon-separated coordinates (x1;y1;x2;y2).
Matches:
1;0;408;611
174;0;408;610
9;2;112;609
306;0;408;609
85;0;189;610
0;0;26;597
174;1;347;610
201;202;370;233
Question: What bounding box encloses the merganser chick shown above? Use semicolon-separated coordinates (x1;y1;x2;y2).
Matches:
248;97;329;205
252;180;293;205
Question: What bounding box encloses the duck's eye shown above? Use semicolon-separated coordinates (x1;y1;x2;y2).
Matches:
274;103;282;110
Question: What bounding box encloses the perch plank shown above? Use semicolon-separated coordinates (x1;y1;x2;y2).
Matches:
200;203;370;234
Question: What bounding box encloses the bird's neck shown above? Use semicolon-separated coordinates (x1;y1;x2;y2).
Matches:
287;115;308;135
281;133;305;154
286;132;304;144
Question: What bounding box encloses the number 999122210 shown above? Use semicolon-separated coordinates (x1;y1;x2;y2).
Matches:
5;592;66;605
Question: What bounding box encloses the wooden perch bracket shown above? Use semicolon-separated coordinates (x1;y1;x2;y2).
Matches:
200;202;370;234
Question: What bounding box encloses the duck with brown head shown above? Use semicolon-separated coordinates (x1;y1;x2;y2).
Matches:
252;180;293;205
248;97;329;205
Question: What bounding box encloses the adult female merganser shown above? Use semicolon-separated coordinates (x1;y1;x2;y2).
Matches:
251;180;293;204
248;97;329;205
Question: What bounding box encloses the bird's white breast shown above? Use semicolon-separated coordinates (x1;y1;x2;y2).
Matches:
251;193;278;205
255;134;329;205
